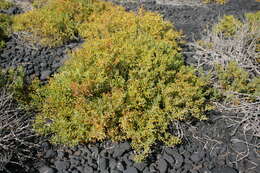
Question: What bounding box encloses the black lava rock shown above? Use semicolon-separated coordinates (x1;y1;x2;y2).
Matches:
38;166;56;173
157;158;168;173
113;142;131;158
211;167;238;173
124;167;139;173
54;160;70;171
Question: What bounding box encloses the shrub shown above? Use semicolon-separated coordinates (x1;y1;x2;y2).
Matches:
0;13;12;48
0;68;39;172
12;0;107;47
193;12;259;77
203;0;227;4
191;11;260;147
0;0;13;10
245;11;260;53
0;67;29;104
216;61;259;95
30;6;213;161
213;15;242;37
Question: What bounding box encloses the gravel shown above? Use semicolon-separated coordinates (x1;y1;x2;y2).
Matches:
1;0;259;173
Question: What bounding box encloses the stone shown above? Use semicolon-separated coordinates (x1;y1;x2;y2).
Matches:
41;141;51;151
133;162;146;171
190;170;198;173
183;163;192;171
163;152;175;164
113;142;131;158
57;151;65;159
71;170;79;173
231;140;247;153
143;167;150;173
158;158;168;173
54;161;70;171
190;152;202;163
7;7;21;15
109;159;117;170
124;167;139;173
211;167;238;173
38;166;56;173
44;150;57;159
70;158;80;166
149;163;157;172
116;161;126;171
99;158;108;171
83;165;94;173
166;150;183;169
111;170;122;173
199;168;211;173
40;70;52;81
76;166;84;172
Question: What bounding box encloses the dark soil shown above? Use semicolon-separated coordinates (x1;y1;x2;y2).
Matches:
0;0;259;173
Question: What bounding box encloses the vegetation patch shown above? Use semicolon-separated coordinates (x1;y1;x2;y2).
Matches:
12;0;109;47
0;13;12;49
203;0;227;4
0;68;38;172
0;0;13;10
29;3;214;162
191;11;260;144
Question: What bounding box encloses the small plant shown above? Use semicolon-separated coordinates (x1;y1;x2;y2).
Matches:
191;11;260;151
30;5;213;162
194;12;259;76
0;68;39;172
203;0;227;4
12;0;106;47
213;15;242;37
215;61;258;95
0;0;13;10
0;13;12;48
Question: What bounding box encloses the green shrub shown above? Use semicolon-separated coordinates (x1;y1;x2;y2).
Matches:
12;0;107;47
0;13;12;49
203;0;227;4
213;15;242;37
216;61;251;93
215;61;259;104
0;0;13;10
30;5;213;162
0;67;28;103
245;11;260;53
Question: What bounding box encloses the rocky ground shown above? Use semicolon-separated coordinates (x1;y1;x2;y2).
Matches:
0;0;259;173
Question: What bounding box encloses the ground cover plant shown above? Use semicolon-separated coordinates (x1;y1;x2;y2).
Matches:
0;0;13;10
12;0;109;47
203;0;227;4
0;0;13;49
0;13;11;49
191;10;260;151
28;1;214;162
0;68;39;172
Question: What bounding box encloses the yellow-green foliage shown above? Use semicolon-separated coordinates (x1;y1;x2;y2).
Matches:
213;15;242;37
203;0;227;4
0;13;12;48
12;0;106;47
32;0;50;8
245;11;260;53
0;0;13;10
30;5;213;162
0;67;27;102
216;61;259;95
78;5;184;44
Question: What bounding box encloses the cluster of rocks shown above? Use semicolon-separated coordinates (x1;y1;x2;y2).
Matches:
34;111;259;173
0;33;82;83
